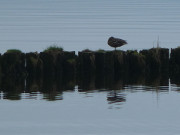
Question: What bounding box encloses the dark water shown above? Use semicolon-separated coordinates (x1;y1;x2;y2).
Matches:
0;76;180;135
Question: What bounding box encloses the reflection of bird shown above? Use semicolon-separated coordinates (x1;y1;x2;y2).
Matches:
108;37;127;50
107;91;126;104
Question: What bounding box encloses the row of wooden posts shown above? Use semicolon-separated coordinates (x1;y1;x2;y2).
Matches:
0;47;180;80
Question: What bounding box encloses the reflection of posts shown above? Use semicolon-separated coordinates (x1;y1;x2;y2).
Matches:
0;76;25;100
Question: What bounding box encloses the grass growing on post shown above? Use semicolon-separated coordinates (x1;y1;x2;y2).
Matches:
43;45;63;52
6;49;22;53
96;49;106;53
82;49;93;52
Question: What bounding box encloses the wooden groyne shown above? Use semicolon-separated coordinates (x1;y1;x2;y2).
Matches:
78;48;169;77
26;51;76;79
0;47;180;80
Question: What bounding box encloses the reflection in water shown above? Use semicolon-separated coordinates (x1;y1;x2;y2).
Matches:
170;84;180;92
124;85;169;93
0;76;25;100
107;91;126;104
2;92;21;100
169;75;180;92
0;73;178;105
78;73;169;91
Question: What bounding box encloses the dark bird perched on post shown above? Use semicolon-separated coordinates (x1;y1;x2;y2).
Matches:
108;37;127;50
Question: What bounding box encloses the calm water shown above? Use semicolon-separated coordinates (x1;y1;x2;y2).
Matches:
0;0;180;53
1;0;180;134
0;76;180;135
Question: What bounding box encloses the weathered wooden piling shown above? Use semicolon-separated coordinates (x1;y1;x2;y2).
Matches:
0;48;173;81
77;49;169;88
94;52;107;89
1;51;26;77
169;47;180;84
113;51;126;75
1;47;180;91
78;51;117;90
95;51;115;76
78;51;96;76
104;51;115;75
39;51;59;78
169;47;180;75
125;50;146;75
140;48;169;75
94;52;106;76
0;54;2;78
26;52;43;78
159;48;169;73
62;51;76;78
39;50;76;79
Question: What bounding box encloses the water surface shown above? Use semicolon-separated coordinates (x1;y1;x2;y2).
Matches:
1;0;180;134
0;76;180;135
0;0;180;53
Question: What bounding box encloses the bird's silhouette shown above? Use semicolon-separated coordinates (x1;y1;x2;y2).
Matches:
108;37;127;50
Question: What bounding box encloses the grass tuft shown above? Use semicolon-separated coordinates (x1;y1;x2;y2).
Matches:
96;49;106;53
82;49;93;52
44;45;63;52
6;49;22;53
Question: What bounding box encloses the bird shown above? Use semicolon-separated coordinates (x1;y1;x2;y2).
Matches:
108;37;127;50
